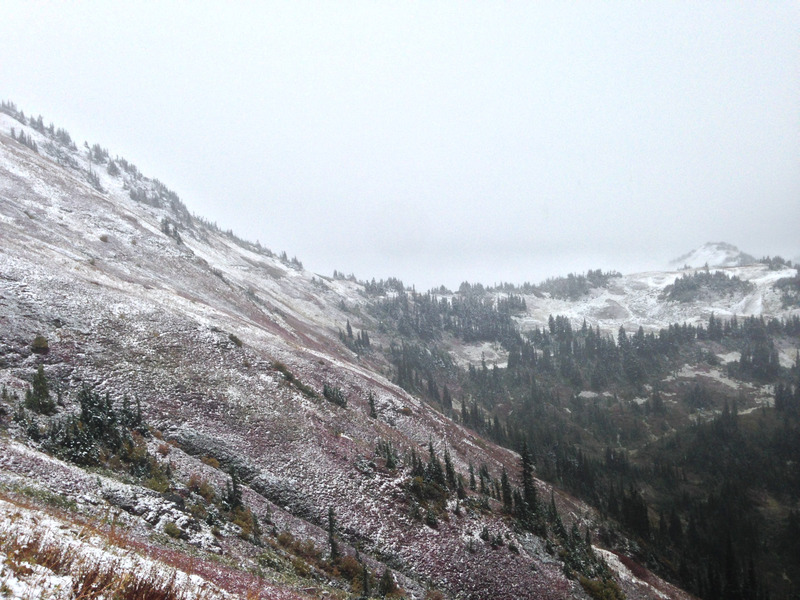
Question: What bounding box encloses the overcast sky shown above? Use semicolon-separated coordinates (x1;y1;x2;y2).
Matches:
2;2;799;289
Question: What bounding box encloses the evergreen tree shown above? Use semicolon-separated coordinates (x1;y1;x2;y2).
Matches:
512;489;524;517
479;464;490;495
383;440;397;470
378;568;396;597
328;506;340;562
410;448;425;478
669;508;683;545
368;391;377;418
120;395;144;431
441;384;453;410
548;491;558;522
425;441;446;487
469;462;476;491
25;364;56;415
722;537;742;600
361;562;372;597
521;440;537;513
76;387;122;451
224;473;243;511
49;416;98;466
501;467;513;513
549;492;567;539
444;446;456;490
323;384;347;407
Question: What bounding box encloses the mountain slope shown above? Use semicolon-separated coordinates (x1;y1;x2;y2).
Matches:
515;263;796;334
0;108;699;599
669;241;756;269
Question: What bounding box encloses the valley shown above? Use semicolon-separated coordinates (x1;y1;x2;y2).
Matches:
1;102;798;599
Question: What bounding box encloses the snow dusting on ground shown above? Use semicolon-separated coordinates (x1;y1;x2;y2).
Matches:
0;497;229;599
0;107;790;600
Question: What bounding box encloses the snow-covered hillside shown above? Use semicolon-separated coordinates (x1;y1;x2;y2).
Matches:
0;107;703;599
669;241;756;269
516;262;797;334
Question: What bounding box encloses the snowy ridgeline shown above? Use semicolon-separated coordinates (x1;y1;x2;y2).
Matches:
2;107;796;346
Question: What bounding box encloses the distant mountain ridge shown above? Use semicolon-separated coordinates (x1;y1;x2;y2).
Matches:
670;241;757;269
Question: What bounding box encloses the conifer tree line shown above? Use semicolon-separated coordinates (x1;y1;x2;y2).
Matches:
365;284;800;598
6;366;278;550
392;434;615;586
323;383;348;408
449;314;799;599
383;298;799;407
11;366;150;470
2;99;262;257
2;100;75;151
6;365;193;511
533;269;622;301
339;319;371;352
361;270;621;301
1;98;204;231
10;126;38;152
370;287;524;344
454;373;799;599
662;270;755;302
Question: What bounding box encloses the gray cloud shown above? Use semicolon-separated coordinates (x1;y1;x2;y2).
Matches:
2;2;798;289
